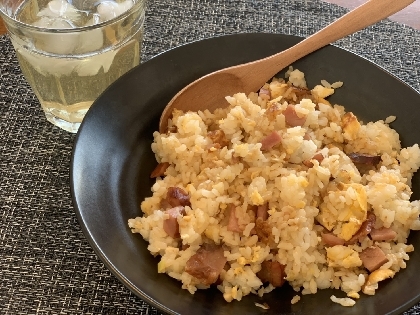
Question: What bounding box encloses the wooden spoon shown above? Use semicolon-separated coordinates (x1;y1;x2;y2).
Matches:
159;0;414;133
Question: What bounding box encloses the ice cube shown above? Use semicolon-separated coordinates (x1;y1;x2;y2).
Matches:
37;0;81;21
33;16;76;28
32;16;80;54
96;0;133;22
76;17;104;53
32;0;91;54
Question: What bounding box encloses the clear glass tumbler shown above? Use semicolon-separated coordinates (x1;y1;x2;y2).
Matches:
0;0;147;132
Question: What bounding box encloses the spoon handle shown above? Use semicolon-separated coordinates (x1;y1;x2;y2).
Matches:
263;0;415;75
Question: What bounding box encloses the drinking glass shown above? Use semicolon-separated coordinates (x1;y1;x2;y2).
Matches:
0;0;147;132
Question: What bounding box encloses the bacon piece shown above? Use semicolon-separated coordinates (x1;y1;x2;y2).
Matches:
257;261;286;287
346;213;376;245
207;129;229;149
260;131;282;151
303;132;311;141
321;233;345;246
303;152;325;168
312;152;325;163
185;243;227;285
283;105;306;127
181;244;190;251
370;227;397;241
303;160;313;168
259;87;271;100
163;206;185;238
348;153;381;166
227;204;242;233
159;198;171;210
359;246;389;272
257;203;269;221
166;187;191;208
150;162;170;178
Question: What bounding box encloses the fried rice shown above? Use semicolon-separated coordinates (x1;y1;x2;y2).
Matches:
128;68;420;306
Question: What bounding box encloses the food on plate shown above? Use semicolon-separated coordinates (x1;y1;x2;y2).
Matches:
128;68;420;306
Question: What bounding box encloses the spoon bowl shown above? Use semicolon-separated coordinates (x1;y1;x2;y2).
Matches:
159;0;414;133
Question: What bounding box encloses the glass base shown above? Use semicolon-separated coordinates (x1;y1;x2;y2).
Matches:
44;111;81;133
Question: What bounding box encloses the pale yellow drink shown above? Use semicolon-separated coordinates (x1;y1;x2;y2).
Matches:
14;33;141;131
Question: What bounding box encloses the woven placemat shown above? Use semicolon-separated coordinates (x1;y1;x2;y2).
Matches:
0;0;419;314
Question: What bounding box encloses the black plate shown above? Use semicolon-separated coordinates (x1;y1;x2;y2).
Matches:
71;33;420;315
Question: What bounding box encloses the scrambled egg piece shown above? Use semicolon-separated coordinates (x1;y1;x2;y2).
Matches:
250;190;264;205
317;183;368;241
269;81;288;99
317;203;336;231
337;218;363;241
362;269;395;295
347;291;360;299
337;183;367;240
326;245;362;268
233;143;249;157
158;260;166;273
342;112;361;140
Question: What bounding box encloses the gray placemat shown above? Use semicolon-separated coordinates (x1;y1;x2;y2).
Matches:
1;0;419;314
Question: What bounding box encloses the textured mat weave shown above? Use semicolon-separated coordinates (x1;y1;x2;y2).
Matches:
0;0;419;314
